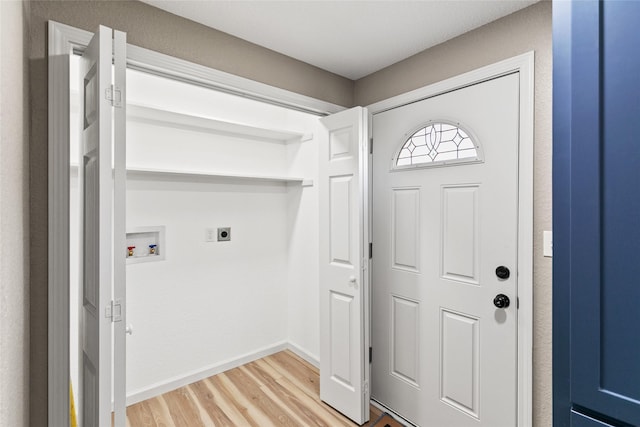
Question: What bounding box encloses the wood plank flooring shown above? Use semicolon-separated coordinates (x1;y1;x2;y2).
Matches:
126;350;384;427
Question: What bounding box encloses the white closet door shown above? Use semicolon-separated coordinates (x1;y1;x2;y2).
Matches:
79;25;127;427
319;107;370;425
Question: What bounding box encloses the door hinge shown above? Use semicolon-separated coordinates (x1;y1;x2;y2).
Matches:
369;138;373;154
105;85;123;108
517;297;520;309
105;299;123;322
363;380;369;395
369;242;373;259
369;346;373;363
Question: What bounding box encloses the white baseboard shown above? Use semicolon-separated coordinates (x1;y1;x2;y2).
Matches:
285;342;319;368
126;341;288;406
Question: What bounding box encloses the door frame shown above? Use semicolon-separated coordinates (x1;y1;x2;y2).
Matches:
47;20;345;427
366;52;534;427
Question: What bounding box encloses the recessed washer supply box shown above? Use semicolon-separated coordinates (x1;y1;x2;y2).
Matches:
126;226;166;264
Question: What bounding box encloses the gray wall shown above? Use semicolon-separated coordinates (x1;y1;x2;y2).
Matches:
0;1;30;426
355;2;552;426
32;1;353;107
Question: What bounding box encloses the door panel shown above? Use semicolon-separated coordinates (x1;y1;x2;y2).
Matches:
392;188;420;271
329;291;356;386
440;309;479;418
329;175;354;264
319;107;369;425
80;25;126;427
441;185;479;283
390;296;420;385
553;1;640;425
372;74;519;427
80;25;113;427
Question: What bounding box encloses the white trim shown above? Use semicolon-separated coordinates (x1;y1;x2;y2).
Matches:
126;44;344;116
48;20;345;427
126;342;289;406
50;21;344;117
286;342;320;368
367;54;529;114
125;341;319;407
367;51;535;427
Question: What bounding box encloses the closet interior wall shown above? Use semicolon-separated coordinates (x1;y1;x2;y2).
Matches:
69;56;323;403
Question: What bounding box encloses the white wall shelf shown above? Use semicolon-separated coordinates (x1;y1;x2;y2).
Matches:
127;167;314;186
127;104;311;144
71;164;313;186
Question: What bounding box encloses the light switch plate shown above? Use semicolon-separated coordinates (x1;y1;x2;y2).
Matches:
205;228;216;242
543;231;553;257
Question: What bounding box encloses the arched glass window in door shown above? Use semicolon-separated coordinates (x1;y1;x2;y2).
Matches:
392;121;483;169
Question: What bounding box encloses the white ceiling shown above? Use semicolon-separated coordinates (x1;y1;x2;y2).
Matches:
141;0;538;80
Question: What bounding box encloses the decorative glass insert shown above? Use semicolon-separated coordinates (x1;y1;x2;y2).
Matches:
393;122;481;168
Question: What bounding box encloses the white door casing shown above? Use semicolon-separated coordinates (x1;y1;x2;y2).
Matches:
371;73;520;426
79;25;126;427
319;107;370;425
112;29;127;427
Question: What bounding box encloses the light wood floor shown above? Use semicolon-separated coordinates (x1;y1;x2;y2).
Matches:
126;350;384;427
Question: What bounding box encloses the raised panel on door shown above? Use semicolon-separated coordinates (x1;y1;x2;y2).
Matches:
329;291;356;389
319;107;369;425
392;188;420;272
390;295;420;386
440;309;479;418
330;175;353;265
557;2;640;425
597;2;640;412
441;185;479;284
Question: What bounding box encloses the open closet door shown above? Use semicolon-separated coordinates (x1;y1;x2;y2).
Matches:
79;25;126;427
319;107;370;425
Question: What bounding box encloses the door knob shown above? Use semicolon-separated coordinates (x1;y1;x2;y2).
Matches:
349;276;357;285
125;324;133;335
495;266;510;279
493;294;510;309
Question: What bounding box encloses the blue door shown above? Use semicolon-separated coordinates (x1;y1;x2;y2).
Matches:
554;1;640;426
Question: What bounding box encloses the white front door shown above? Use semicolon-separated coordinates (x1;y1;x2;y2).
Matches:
371;73;519;426
318;107;370;425
79;25;127;427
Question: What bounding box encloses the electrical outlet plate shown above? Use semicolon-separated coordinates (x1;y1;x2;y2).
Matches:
218;227;231;241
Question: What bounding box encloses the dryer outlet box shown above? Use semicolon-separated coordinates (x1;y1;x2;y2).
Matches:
218;227;231;241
